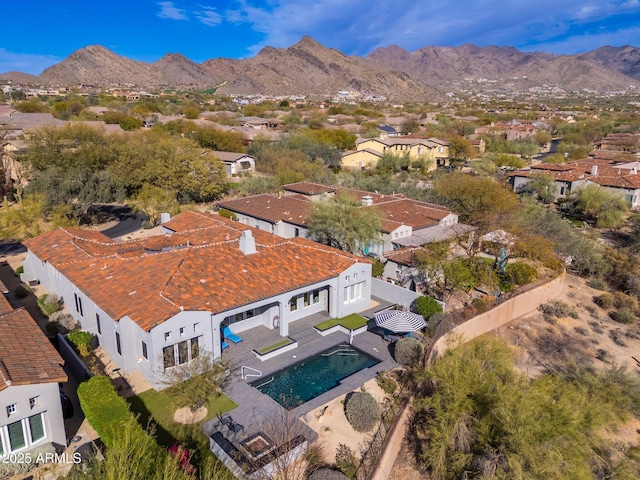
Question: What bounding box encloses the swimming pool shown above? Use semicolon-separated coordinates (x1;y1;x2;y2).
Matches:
250;345;380;409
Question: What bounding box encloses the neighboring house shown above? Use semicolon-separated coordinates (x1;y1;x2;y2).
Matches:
381;247;429;290
217;182;474;258
0;284;68;457
474;120;540;142
377;124;401;137
340;148;383;170
346;136;450;170
596;132;640;152
237;116;280;130
212;151;256;176
22;211;372;390
510;159;640;208
0;112;66;139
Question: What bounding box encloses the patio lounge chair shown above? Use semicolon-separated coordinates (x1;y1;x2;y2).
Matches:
222;341;229;350
223;326;243;344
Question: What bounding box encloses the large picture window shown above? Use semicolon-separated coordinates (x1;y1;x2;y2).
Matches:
28;413;45;443
163;345;176;369
177;341;189;365
7;420;25;451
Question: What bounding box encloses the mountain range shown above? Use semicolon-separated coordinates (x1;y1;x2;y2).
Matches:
2;36;639;101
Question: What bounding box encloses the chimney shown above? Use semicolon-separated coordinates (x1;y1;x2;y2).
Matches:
591;165;598;176
239;230;257;255
631;167;638;175
160;212;171;224
362;195;373;207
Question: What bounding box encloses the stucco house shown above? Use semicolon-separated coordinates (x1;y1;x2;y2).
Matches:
0;286;68;458
216;182;474;259
342;137;450;171
510;159;640;208
213;151;256;176
21;211;372;390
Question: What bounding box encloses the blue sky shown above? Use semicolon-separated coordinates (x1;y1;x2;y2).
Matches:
1;0;639;75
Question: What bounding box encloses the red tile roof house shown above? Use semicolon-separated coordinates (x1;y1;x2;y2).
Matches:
510;159;640;208
217;182;473;259
0;285;68;459
21;211;372;390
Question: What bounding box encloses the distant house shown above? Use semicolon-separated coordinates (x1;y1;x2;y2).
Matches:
217;182;474;258
377;124;401;137
342;137;450;171
510;159;640;207
0;283;68;457
22;211;372;390
212;151;256;176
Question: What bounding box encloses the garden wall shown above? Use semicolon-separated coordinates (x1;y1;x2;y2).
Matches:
371;279;420;308
57;333;92;381
429;271;566;358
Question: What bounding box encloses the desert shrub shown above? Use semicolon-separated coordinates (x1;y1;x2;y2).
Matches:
586;279;607;290
141;220;153;229
371;258;384;277
14;265;24;276
67;330;94;356
49;311;79;331
539;300;578;319
14;283;31;298
217;208;237;221
609;328;628;346
376;372;397;395
394;337;424;366
334;443;358;478
594;293;614;309
589;321;604;334
414;295;443;319
37;294;61;317
595;349;613;363
574;326;588;336
612;291;639;312
504;262;537;286
472;295;496;314
45;321;61;337
344;391;381;432
610;308;636;325
0;442;56;478
309;468;349;480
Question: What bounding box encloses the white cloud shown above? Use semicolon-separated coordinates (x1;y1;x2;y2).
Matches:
157;1;188;21
195;6;222;27
224;0;640;56
0;49;61;75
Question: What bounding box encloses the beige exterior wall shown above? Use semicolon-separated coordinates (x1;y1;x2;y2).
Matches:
341;150;380;169
430;271;566;358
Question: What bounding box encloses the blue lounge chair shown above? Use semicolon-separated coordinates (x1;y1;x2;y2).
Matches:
221;341;229;350
223;326;243;344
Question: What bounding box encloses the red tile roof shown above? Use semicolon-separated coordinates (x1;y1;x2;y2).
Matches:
25;211;365;331
0;307;67;392
282;182;336;195
384;247;426;267
216;194;311;226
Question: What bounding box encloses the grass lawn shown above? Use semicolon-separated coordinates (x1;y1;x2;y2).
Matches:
258;338;293;354
315;313;368;331
127;388;237;473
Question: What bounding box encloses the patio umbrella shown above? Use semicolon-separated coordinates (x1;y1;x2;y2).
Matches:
374;309;426;333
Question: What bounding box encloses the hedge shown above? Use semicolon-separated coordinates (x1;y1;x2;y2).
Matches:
77;376;160;455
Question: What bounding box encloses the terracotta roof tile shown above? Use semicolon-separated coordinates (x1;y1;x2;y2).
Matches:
26;212;366;331
0;308;67;392
216;195;312;226
384;247;426;267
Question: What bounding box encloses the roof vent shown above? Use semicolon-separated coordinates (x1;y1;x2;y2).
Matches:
239;230;257;255
362;195;374;207
631;167;638;175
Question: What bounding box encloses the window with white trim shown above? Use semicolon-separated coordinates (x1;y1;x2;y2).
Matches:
141;341;148;360
115;332;122;356
74;293;83;316
163;336;202;370
6;404;17;416
29;397;38;409
0;413;46;455
343;281;365;304
290;296;298;312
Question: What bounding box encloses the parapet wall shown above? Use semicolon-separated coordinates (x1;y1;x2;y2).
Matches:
429;271;566;358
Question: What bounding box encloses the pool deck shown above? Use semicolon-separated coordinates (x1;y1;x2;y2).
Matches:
201;297;398;446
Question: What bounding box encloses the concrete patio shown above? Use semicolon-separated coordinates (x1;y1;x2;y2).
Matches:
202;297;398;471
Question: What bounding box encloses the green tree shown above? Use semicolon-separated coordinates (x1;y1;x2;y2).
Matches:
308;194;383;254
448;135;474;160
132;184;180;226
520;173;557;204
573;184;628;228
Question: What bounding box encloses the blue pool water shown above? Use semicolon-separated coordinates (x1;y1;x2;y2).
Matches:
250;345;380;409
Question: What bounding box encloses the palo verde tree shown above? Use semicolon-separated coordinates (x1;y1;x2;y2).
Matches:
307;194;383;254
